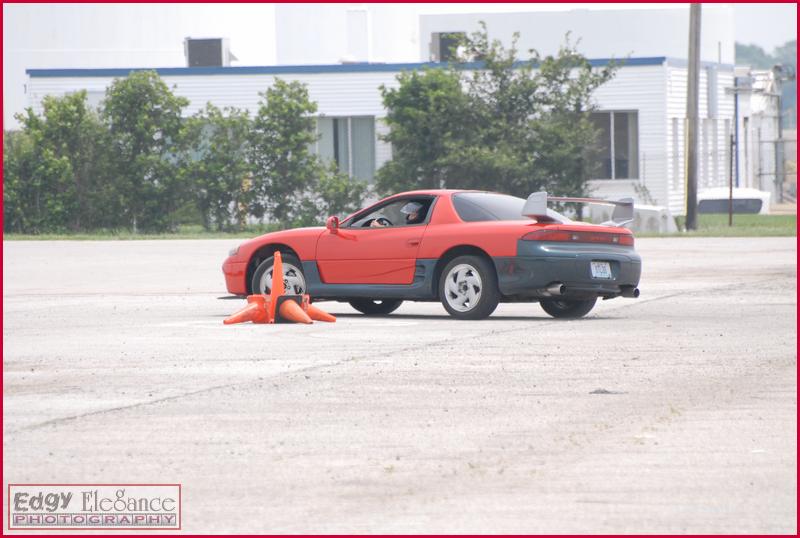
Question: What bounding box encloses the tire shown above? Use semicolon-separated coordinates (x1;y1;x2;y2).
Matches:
349;299;403;316
540;297;597;319
438;255;500;320
251;253;307;295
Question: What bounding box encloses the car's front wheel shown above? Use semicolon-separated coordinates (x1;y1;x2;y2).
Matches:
251;253;307;295
539;298;597;319
348;299;403;315
438;255;500;320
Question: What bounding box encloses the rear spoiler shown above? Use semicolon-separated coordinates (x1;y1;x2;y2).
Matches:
522;191;634;228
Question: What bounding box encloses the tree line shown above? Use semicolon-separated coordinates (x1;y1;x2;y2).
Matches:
3;74;367;233
4;25;616;234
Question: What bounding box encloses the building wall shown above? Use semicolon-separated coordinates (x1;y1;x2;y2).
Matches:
735;69;784;199
420;6;735;64
25;59;737;212
2;3;277;129
275;4;419;65
271;4;736;66
587;65;666;208
665;63;736;214
5;3;737;132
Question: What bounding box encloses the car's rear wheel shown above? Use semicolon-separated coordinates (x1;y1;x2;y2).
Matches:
540;298;597;319
438;255;500;320
251;253;307;295
349;299;403;315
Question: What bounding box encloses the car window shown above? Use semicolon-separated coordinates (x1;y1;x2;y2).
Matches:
452;192;570;223
348;197;434;228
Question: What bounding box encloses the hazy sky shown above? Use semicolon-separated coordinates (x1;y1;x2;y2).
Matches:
733;3;797;51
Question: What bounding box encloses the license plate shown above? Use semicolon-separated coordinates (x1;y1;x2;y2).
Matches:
590;261;613;279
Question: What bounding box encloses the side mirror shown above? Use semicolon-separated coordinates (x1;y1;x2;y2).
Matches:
326;216;340;234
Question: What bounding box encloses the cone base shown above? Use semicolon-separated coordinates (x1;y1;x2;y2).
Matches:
306;304;336;322
278;298;313;324
224;301;268;324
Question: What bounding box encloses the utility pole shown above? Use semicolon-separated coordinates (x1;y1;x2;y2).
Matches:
773;65;786;203
685;3;701;230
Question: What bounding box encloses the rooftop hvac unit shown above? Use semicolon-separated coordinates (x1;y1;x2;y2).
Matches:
184;38;237;67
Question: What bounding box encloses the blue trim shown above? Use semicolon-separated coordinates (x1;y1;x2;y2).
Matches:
26;57;669;78
663;57;735;71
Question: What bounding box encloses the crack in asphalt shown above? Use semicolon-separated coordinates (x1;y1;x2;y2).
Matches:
7;274;794;435
7;323;531;435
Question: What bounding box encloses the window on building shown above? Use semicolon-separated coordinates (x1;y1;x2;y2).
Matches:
430;32;465;62
724;119;731;187
742;117;749;186
315;116;375;181
671;118;681;189
589;111;639;180
711;120;719;187
702;118;710;186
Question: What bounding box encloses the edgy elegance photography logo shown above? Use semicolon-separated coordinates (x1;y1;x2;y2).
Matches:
8;484;181;530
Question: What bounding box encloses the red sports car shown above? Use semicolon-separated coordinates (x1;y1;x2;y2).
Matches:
222;190;641;319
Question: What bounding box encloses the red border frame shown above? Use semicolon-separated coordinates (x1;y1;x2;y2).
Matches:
7;483;182;531
2;2;797;537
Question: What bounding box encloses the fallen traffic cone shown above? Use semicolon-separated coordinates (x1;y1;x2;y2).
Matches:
224;294;271;324
277;297;312;324
224;250;337;325
306;302;336;322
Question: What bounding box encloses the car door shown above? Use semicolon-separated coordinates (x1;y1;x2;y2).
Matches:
315;197;432;285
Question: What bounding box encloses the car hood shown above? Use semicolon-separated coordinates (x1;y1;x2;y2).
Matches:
244;226;326;247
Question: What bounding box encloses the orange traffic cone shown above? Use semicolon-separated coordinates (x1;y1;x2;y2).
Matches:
278;298;312;324
224;250;336;325
306;303;336;322
224;295;271;324
268;251;285;322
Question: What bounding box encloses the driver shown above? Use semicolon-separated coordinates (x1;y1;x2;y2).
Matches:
402;201;425;224
370;201;425;227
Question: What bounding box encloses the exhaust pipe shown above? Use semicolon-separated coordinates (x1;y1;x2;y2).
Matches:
546;282;566;296
620;286;640;298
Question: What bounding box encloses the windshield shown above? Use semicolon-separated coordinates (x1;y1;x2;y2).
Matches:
452;192;570;222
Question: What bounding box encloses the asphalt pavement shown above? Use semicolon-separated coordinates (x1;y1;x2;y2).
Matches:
3;237;796;533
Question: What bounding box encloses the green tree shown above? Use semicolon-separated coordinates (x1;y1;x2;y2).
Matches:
182;103;254;231
376;69;471;192
102;70;189;232
249;79;367;227
3;129;58;233
377;23;616;199
313;163;369;220
249;79;321;225
734;42;774;69
4;91;114;233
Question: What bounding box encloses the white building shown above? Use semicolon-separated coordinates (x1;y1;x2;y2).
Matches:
25;57;736;217
4;3;737;128
731;66;786;201
12;3;754;218
271;4;735;65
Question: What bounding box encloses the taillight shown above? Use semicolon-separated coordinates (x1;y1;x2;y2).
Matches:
522;229;634;246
